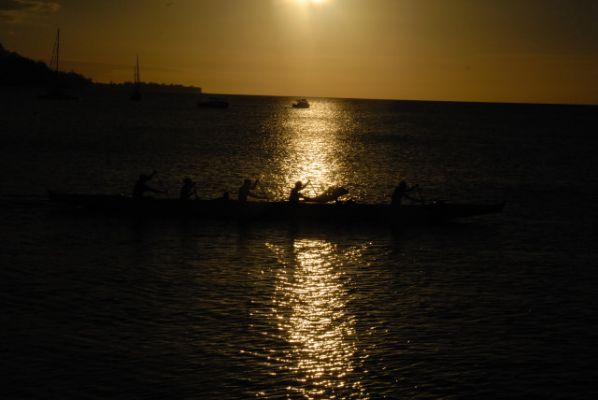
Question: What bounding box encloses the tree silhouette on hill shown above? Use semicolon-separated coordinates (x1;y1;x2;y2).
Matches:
0;42;91;88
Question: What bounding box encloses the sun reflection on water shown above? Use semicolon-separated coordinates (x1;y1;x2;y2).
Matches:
263;100;353;200
265;239;369;399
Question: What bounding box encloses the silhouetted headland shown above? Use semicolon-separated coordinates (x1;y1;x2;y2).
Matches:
0;43;201;95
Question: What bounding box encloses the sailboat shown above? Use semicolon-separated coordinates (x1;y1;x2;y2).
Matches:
40;28;77;100
130;55;142;101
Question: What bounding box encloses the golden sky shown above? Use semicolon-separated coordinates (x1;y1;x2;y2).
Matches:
1;0;597;104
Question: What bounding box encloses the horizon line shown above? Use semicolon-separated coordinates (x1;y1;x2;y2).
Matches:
4;44;597;107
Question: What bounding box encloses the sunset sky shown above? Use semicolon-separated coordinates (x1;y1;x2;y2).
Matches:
1;0;597;104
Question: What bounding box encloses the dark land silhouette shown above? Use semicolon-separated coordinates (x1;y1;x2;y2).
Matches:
0;43;201;95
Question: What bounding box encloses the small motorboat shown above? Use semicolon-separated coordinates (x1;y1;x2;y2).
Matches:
292;99;310;108
197;97;229;109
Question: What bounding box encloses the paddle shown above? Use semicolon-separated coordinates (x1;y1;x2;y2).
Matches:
148;170;168;195
415;186;425;204
305;179;318;198
253;179;272;200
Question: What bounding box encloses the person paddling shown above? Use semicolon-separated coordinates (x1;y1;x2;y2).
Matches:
289;180;309;204
238;179;268;202
391;180;422;206
179;177;198;200
132;170;166;199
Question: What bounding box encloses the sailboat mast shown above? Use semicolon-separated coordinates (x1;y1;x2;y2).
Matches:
55;29;60;73
130;54;142;100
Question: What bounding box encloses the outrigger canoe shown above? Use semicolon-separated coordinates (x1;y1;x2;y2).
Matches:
48;191;505;225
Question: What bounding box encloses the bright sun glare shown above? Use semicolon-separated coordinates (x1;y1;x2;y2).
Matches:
279;0;331;13
294;0;327;5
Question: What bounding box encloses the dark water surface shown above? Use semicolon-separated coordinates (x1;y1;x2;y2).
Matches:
1;90;597;399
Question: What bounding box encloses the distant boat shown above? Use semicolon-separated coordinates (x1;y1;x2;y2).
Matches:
292;99;309;108
40;29;77;100
130;55;142;101
197;96;229;109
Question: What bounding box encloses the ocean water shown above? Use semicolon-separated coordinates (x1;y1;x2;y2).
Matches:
1;89;597;399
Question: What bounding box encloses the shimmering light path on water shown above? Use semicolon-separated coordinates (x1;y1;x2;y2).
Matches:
259;100;349;200
261;240;368;399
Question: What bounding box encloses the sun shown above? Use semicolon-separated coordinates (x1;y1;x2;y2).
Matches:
279;0;330;7
296;0;327;5
277;0;332;14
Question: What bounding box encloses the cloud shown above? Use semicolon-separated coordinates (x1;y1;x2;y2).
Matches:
0;0;61;23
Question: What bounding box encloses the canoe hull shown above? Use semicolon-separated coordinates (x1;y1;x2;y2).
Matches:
48;192;504;225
